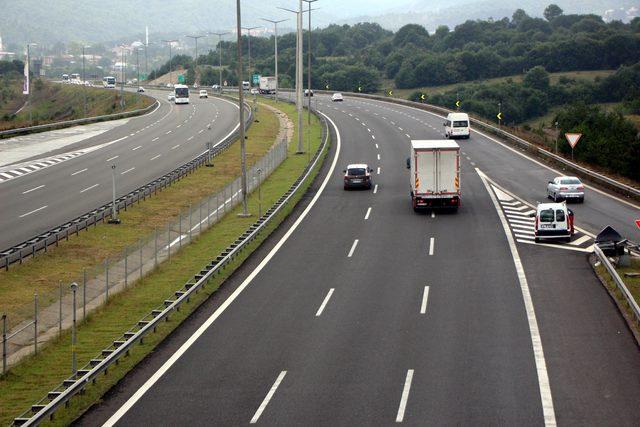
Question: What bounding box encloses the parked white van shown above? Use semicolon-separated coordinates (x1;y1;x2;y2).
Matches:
444;112;470;139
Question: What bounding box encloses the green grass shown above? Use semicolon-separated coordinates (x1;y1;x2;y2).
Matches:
0;98;325;426
0;80;154;131
0;104;279;325
595;257;640;336
379;69;616;98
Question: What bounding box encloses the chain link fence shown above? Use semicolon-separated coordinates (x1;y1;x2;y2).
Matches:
2;137;289;372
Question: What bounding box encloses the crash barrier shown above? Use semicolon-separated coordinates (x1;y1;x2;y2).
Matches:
12;104;329;426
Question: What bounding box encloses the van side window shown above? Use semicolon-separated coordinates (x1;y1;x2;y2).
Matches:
555;209;565;222
540;209;554;222
445;120;451;127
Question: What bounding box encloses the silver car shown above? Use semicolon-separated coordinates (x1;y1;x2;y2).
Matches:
547;176;585;203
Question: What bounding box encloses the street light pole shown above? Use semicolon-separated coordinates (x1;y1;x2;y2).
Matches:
186;34;205;85
70;282;78;374
119;46;126;109
237;0;250;217
136;48;141;88
210;32;229;91
261;19;287;103
162;39;178;86
241;26;259;81
108;164;121;224
303;1;318;125
82;45;90;117
26;43;37;125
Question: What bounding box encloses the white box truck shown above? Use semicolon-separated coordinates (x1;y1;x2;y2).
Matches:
259;76;277;94
407;140;461;211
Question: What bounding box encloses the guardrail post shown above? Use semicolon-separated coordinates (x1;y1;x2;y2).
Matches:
124;247;128;288
139;239;143;281
34;292;38;355
59;281;63;338
82;268;87;321
154;227;158;268
2;314;6;375
105;259;109;302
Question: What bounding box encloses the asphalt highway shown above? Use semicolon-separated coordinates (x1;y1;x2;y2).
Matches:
77;94;640;426
0;89;242;250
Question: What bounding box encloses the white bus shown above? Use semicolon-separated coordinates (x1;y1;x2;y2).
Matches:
62;74;69;82
174;84;190;104
103;76;116;88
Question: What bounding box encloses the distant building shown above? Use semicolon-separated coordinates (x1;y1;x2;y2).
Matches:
0;34;16;60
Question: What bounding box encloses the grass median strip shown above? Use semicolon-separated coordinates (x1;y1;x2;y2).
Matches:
0;99;325;426
0;100;279;325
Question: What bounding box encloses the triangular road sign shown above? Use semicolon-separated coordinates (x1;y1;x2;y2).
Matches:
565;133;582;148
635;219;640;230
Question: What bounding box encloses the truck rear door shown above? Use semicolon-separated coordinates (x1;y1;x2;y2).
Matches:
416;150;437;194
437;149;458;194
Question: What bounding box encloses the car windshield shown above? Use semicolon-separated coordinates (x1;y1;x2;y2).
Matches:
453;120;468;127
175;87;189;97
539;209;554;223
348;168;366;176
560;178;581;185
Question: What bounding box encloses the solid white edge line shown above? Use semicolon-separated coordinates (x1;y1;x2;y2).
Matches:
477;167;557;427
395;369;414;423
420;286;429;314
315;288;335;317
364;207;371;220
428;237;435;256
348;239;359;258
101;110;341;427
250;371;287;424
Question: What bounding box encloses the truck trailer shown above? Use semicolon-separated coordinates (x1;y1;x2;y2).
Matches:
259;76;277;94
408;140;461;211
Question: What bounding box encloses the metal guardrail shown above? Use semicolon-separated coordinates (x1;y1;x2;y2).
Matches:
593;245;640;332
309;90;640;201
0;99;159;139
12;104;329;426
0;99;253;270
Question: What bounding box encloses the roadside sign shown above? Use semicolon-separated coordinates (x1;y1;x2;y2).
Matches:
635;219;640;230
177;74;185;83
420;93;426;101
565;133;582;148
358;86;362;92
387;89;393;96
455;100;461;107
252;74;260;84
497;112;503;120
223;80;228;86
325;84;330;90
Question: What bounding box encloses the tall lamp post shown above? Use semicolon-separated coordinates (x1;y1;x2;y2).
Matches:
162;39;178;85
236;0;250;217
261;18;286;103
82;45;91;117
185;34;206;85
119;45;127;109
210;32;229;91
241;26;259;81
25;42;37;125
303;0;319;124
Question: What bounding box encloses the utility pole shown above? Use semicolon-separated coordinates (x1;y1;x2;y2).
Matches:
303;1;318;125
136;48;141;88
119;46;126;109
108;164;121;224
261;19;286;103
241;26;259;81
25;43;37;125
185;34;206;85
236;0;250;217
70;282;78;375
162;39;178;86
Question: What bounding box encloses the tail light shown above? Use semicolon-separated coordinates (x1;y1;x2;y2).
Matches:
560;187;569;191
577;185;584;190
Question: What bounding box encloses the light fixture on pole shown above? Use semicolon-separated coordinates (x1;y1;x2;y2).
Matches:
236;0;250;217
162;39;178;86
82;45;91;117
185;34;206;85
209;32;229;91
241;26;259;80
261;18;287;103
303;0;319;125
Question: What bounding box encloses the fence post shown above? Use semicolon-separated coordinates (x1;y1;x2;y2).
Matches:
124;246;128;288
83;268;87;321
105;258;109;302
154;227;158;268
34;292;38;355
189;205;193;241
59;281;63;338
167;222;171;262
2;314;6;375
199;201;203;234
70;283;77;375
216;193;220;223
179;211;183;249
139;239;143;281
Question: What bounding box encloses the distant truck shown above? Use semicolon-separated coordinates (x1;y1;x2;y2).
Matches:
407;140;461;211
259;76;276;94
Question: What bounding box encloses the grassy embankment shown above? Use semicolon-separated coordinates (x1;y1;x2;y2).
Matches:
595;257;640;338
0;79;153;131
0;97;325;425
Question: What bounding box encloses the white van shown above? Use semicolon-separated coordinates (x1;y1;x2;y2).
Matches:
532;202;574;243
242;81;250;91
444;112;470;139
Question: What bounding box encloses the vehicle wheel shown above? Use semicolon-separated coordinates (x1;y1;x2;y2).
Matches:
343;185;348;191
564;237;571;243
553;192;558;202
579;197;584;203
534;237;540;243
